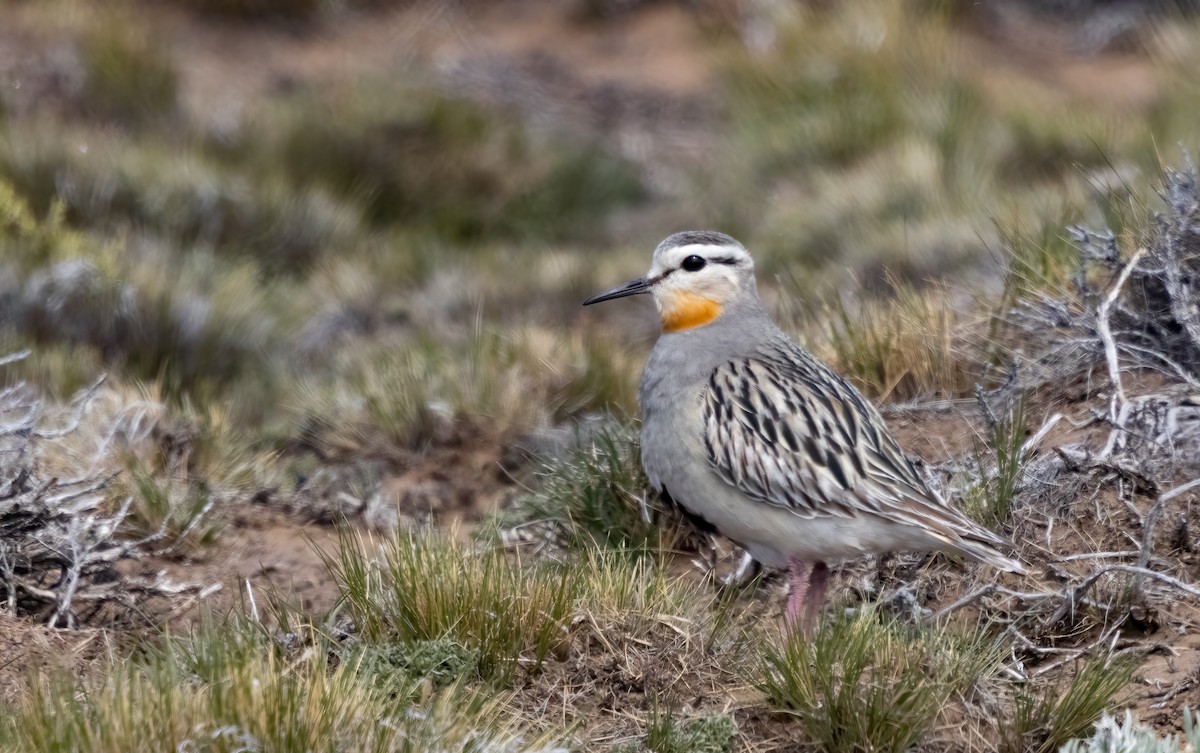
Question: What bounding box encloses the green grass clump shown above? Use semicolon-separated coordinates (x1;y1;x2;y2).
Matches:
111;399;279;549
0;619;560;753
516;420;692;553
325;527;580;683
996;211;1090;306
759;608;1002;753
964;396;1028;527
803;282;977;400
291;325;641;449
122;465;220;548
577;548;747;652
999;654;1140;753
286;328;536;449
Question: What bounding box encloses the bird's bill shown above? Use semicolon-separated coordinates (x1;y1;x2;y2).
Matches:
582;277;652;305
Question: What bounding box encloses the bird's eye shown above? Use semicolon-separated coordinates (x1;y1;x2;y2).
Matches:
681;255;706;272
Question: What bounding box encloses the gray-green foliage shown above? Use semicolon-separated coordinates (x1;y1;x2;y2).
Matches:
613;712;737;753
1059;709;1199;753
348;637;477;692
0;127;354;275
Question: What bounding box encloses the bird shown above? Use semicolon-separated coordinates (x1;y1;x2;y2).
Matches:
583;230;1024;634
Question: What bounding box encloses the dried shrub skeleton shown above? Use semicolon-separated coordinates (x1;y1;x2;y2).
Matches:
0;352;215;627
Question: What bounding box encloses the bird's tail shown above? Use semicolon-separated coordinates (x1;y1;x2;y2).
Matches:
953;534;1027;575
896;490;1027;574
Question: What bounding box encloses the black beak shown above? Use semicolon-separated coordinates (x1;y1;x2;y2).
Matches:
582;277;652;306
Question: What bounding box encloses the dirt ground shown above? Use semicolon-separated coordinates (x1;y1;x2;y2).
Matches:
0;614;109;707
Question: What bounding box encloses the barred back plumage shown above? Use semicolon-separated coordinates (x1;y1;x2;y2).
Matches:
702;339;1021;573
584;230;1024;633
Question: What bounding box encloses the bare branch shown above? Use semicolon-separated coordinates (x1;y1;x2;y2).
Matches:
0;351;31;368
1097;246;1146;421
931;585;996;622
1020;412;1062;459
33;375;107;439
1050;564;1200;627
1137;478;1200;578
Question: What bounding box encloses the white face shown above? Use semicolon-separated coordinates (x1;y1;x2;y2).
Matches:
648;243;755;307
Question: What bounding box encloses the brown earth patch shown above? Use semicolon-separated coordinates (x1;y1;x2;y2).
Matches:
0;613;109;708
120;505;346;624
381;437;527;529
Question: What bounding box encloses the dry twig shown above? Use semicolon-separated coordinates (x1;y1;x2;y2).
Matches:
0;358;213;626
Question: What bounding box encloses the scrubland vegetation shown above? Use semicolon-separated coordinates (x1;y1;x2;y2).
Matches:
4;0;1200;750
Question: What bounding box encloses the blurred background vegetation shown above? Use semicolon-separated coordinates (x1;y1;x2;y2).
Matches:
4;0;1200;555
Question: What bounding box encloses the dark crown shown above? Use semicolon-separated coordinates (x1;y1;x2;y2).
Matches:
656;230;743;254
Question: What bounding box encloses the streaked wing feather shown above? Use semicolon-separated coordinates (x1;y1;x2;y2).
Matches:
703;347;988;546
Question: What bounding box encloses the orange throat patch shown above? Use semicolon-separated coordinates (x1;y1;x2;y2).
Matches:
660;292;723;332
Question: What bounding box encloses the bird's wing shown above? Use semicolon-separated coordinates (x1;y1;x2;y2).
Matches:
702;351;1003;547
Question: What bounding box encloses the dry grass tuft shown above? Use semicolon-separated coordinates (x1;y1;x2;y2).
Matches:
0;618;564;753
324;527;580;683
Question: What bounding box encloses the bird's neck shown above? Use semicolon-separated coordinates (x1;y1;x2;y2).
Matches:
659;292;723;333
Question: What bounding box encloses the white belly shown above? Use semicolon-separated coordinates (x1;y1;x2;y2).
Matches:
653;451;943;568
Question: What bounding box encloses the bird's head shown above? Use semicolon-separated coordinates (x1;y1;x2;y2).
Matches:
583;231;756;333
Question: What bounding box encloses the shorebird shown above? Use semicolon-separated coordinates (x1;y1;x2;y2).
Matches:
583;231;1023;633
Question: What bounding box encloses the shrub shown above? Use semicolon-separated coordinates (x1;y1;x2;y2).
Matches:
0;125;356;275
1060;709;1200;753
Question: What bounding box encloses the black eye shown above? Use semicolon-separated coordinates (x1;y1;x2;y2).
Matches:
681;255;706;272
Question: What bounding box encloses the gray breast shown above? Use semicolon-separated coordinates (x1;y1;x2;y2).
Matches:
638;318;769;493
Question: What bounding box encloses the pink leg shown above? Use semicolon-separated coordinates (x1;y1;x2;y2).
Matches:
785;559;829;636
804;562;829;632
